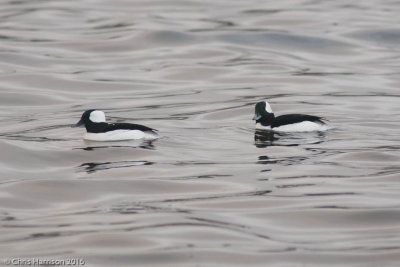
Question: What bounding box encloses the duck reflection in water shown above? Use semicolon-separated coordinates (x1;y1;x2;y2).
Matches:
79;160;154;173
80;139;157;151
254;129;279;148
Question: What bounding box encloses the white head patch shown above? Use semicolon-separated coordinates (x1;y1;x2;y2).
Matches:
89;110;106;123
264;101;273;113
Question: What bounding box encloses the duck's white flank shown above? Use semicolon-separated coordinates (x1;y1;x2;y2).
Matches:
84;130;158;141
272;121;330;132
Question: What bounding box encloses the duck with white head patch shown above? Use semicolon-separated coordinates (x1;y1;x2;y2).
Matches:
73;109;159;141
253;101;330;132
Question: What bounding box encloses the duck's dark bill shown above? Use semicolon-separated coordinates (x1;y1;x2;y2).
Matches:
72;120;84;128
253;114;261;120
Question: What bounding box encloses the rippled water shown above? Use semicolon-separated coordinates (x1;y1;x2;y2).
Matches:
1;0;400;266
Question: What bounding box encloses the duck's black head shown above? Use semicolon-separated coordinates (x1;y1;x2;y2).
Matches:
73;109;106;128
252;101;275;126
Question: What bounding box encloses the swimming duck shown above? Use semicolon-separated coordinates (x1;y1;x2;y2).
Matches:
253;101;329;132
73;110;159;141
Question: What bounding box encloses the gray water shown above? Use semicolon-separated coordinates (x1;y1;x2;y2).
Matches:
1;0;400;266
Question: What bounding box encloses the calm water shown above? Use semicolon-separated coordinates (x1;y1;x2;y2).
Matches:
1;0;400;266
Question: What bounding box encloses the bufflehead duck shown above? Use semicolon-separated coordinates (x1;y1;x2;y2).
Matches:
252;101;329;132
73;110;159;141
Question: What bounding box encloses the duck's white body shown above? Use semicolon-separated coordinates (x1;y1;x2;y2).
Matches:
84;130;159;141
256;121;330;132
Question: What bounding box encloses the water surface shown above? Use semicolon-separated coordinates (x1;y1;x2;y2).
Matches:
1;0;400;266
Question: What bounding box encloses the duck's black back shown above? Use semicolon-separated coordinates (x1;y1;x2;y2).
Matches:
85;122;156;133
105;123;157;133
272;114;324;128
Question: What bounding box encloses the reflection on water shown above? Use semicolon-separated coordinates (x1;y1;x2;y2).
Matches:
78;161;154;174
257;155;307;166
254;129;327;148
78;139;157;151
254;130;277;148
1;0;400;266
